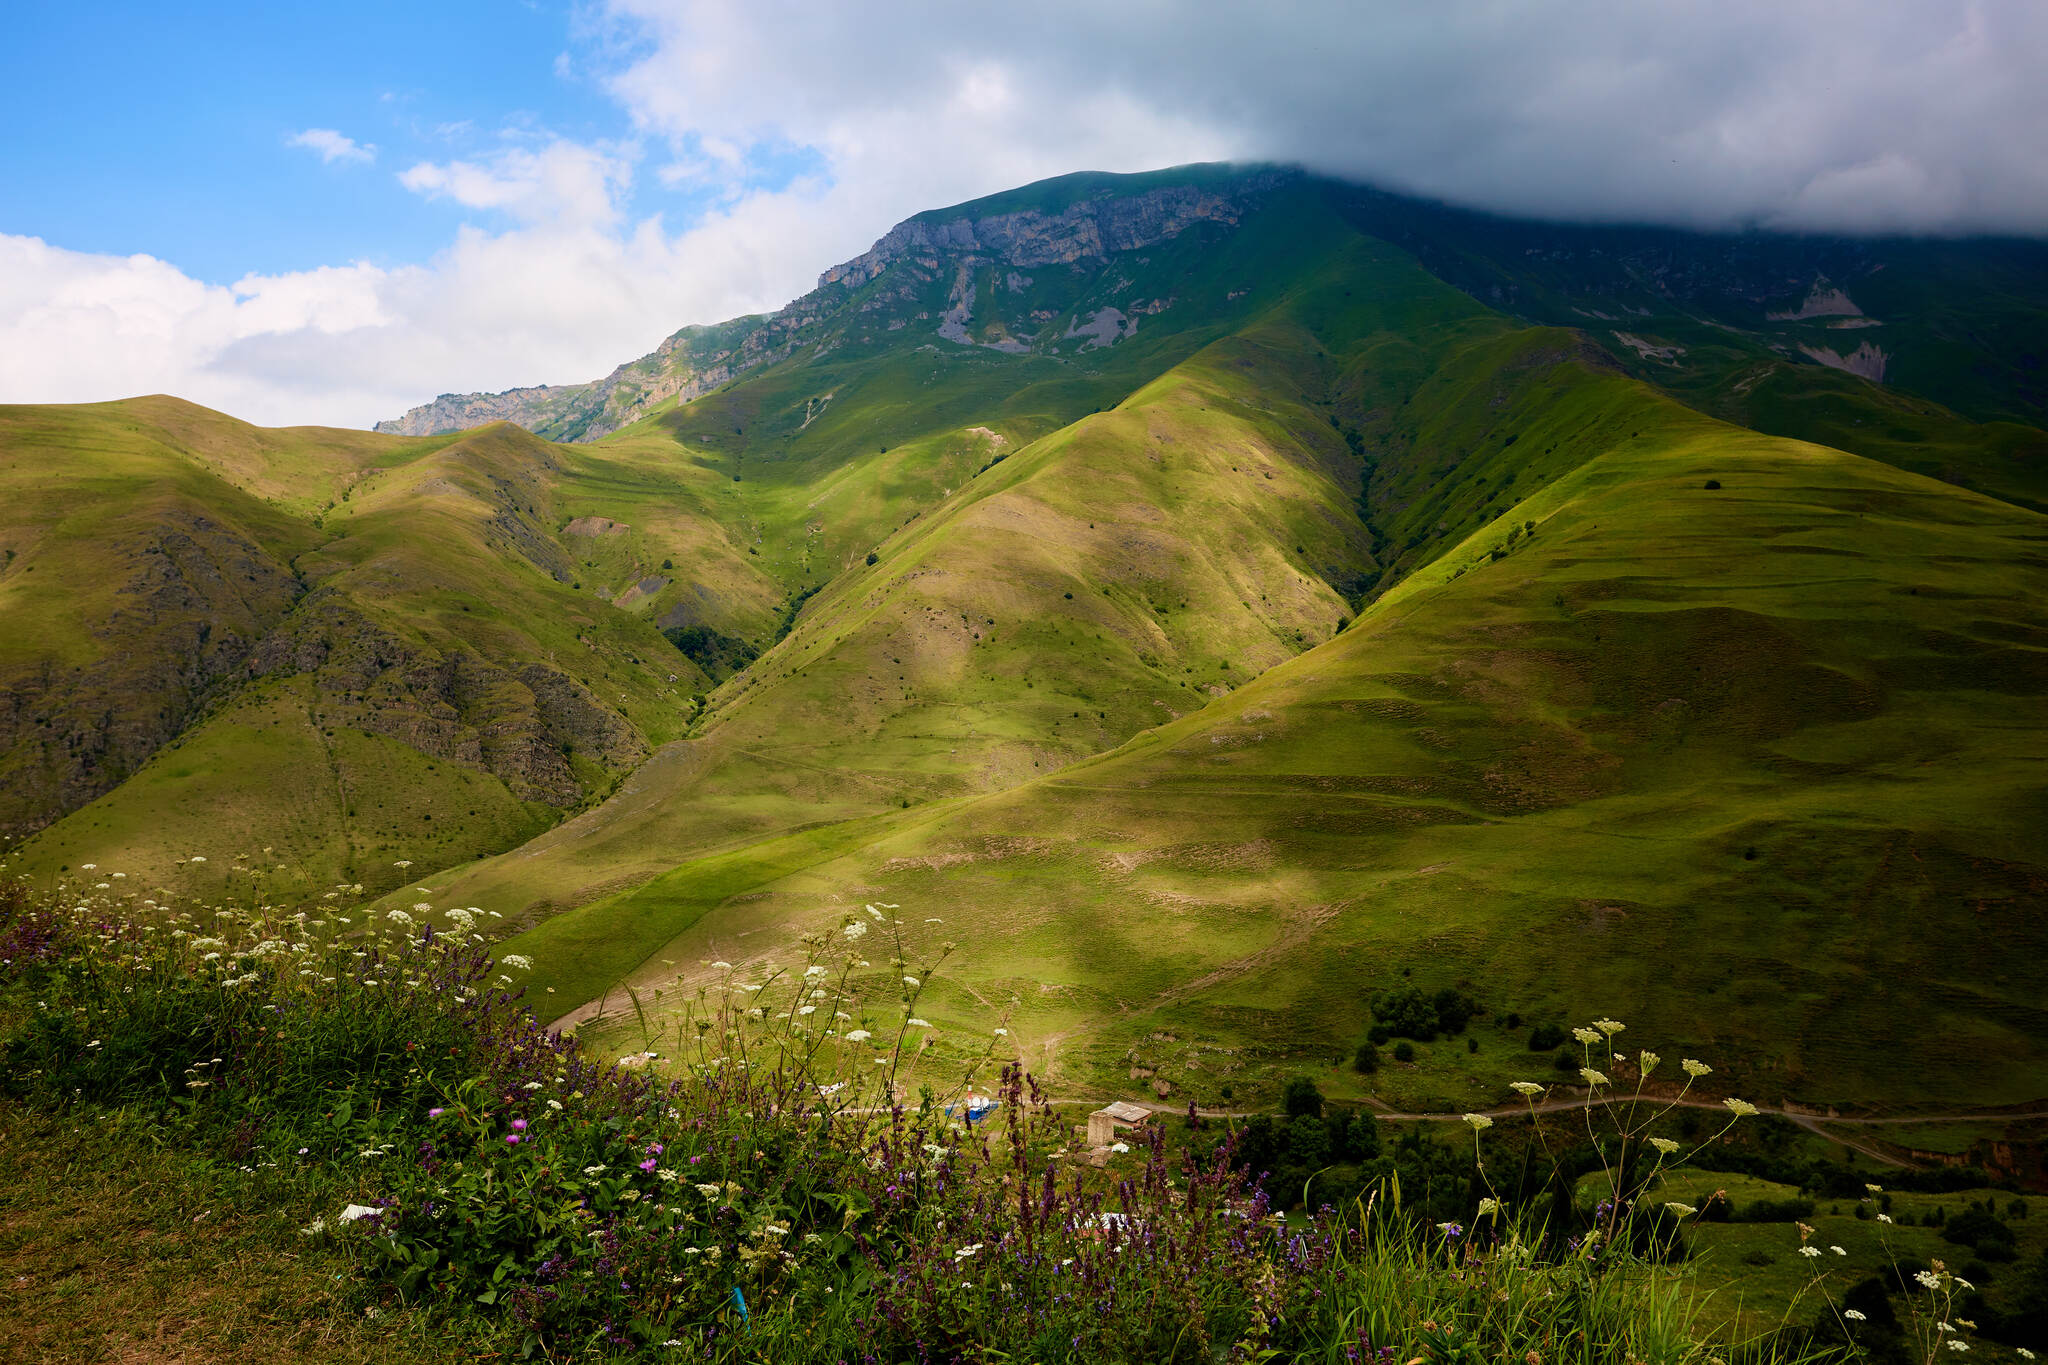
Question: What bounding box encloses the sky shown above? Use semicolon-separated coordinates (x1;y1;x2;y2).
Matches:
2;0;2044;429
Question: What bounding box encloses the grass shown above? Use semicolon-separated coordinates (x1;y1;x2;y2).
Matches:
0;1103;458;1365
1;875;1850;1364
508;335;2048;1115
7;164;2048;1135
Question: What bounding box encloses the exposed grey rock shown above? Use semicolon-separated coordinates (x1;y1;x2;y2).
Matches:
819;177;1281;291
374;168;1290;442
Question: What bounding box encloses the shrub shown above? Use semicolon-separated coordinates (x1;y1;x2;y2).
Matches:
1285;1111;1333;1168
1944;1207;2017;1255
1345;1111;1382;1163
1527;1022;1567;1051
1283;1074;1326;1119
1432;987;1477;1034
1392;1041;1416;1064
1371;986;1438;1041
1367;985;1479;1044
1732;1197;1817;1223
1;880;1826;1364
1352;1040;1380;1074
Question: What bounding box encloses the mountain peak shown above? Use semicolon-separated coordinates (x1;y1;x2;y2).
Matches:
818;163;1293;291
374;163;1293;443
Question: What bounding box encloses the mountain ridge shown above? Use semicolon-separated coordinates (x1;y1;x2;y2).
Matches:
8;162;2048;1112
374;164;1294;443
371;164;2048;475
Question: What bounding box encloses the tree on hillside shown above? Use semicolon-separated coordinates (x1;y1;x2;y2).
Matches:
1282;1075;1325;1119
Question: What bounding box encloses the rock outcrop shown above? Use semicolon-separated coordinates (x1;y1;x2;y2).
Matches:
374;168;1290;442
247;592;646;807
818;178;1278;291
376;315;776;444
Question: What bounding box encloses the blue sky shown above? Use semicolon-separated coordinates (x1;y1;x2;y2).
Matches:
1;1;2040;429
6;2;658;281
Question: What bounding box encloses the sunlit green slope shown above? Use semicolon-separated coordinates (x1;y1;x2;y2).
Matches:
8;166;2047;1119
3;406;723;894
399;204;1509;922
517;350;2048;1111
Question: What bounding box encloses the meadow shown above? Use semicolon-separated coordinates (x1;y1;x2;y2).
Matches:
15;866;2022;1364
5;167;2048;1363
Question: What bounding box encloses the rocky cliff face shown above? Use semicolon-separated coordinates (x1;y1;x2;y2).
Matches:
817;179;1275;290
373;170;1288;442
375;315;774;444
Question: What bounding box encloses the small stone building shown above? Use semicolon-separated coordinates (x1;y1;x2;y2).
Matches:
1086;1100;1152;1148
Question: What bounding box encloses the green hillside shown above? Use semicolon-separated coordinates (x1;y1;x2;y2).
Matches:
2;406;725;896
6;164;2047;1122
508;327;2048;1111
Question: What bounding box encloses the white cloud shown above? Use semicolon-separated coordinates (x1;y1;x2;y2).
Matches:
399;140;632;227
3;1;2044;432
597;0;2048;235
0;52;1227;429
0;149;854;428
287;128;377;165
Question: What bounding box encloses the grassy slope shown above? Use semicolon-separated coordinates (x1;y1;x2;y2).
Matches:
1321;184;2048;515
0;1103;460;1365
0;399;411;836
526;349;2048;1114
9;171;2047;1116
7;186;1338;898
6;411;717;896
411;209;1503;928
385;192;1381;915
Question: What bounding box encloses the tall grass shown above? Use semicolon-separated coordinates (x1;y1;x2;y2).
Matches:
0;870;1846;1363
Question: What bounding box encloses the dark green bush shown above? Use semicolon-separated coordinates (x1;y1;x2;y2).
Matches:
1732;1197;1816;1223
1369;985;1479;1046
1944;1206;2016;1254
1283;1075;1325;1118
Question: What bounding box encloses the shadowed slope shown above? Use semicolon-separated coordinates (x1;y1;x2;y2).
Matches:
519;355;2048;1112
404;221;1506;924
6;411;718;895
